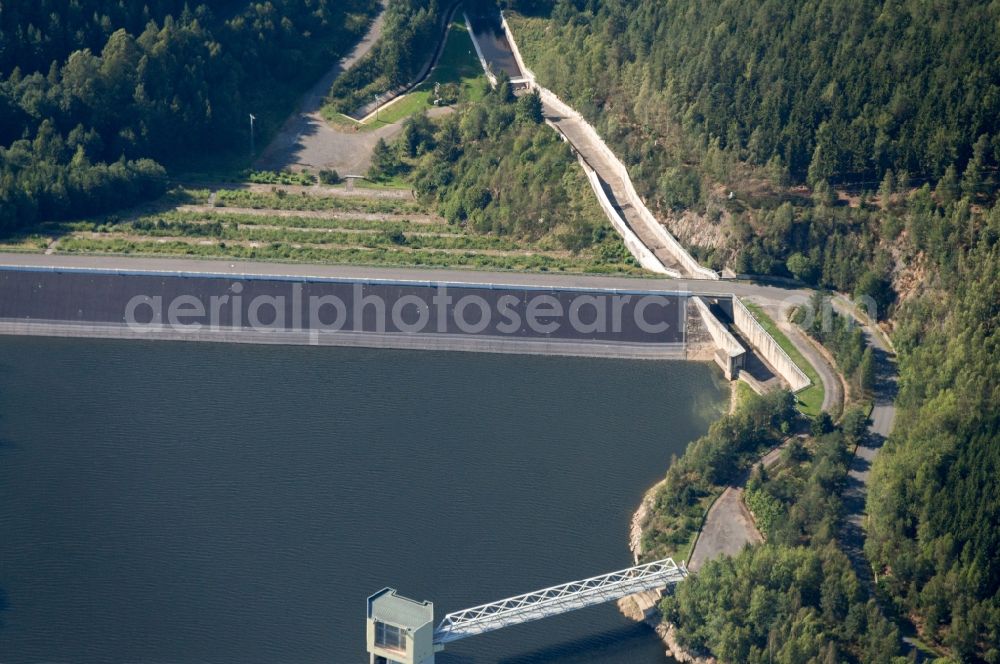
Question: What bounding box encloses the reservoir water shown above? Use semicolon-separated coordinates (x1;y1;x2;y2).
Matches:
0;336;727;663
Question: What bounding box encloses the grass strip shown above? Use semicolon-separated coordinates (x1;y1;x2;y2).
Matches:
741;299;825;417
214;190;425;215
55;237;641;274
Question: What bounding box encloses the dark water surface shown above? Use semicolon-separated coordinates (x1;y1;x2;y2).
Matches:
0;336;726;663
466;12;523;80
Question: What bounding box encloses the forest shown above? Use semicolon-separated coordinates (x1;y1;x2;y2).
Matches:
507;0;999;298
0;0;377;231
507;0;1000;184
505;1;1000;659
326;0;444;115
793;293;875;397
663;544;903;663
865;203;1000;661
662;143;1000;664
371;81;628;258
642;389;796;559
652;392;904;661
2;0;999;658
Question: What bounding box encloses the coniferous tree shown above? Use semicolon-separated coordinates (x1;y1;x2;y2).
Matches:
878;170;895;210
935;164;960;207
0;0;376;231
859;347;875;395
516;89;543;124
495;70;515;104
368;137;400;180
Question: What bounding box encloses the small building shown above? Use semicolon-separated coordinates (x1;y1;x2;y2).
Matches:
366;588;438;664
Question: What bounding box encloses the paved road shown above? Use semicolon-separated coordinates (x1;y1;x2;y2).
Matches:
833;297;898;589
687;435;795;572
0;253;801;297
752;295;844;414
350;1;464;121
826;297;914;656
255;0;464;175
688;487;762;572
782;319;843;414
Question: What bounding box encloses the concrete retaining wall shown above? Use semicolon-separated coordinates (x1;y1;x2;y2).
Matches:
732;298;810;391
0;320;687;360
534;87;718;281
690;296;745;379
480;16;670;276
500;12;535;81
500;12;719;281
580;157;676;276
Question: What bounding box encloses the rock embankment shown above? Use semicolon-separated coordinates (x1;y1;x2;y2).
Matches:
618;474;718;663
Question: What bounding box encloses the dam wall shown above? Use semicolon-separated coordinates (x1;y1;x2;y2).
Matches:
732;297;810;391
0;267;691;360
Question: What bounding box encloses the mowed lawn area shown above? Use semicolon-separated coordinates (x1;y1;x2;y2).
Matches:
326;20;487;130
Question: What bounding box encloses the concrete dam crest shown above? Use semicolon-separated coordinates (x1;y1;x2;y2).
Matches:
0;264;707;361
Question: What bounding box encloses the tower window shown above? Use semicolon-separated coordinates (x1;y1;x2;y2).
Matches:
375;621;405;651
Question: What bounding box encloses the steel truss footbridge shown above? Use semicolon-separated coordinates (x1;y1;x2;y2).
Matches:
366;557;688;663
434;557;688;644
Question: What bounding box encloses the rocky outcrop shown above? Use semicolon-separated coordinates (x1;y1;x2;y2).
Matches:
619;475;720;664
656;623;717;664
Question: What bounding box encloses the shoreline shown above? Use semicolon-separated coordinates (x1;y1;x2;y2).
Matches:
616;481;717;664
614;383;740;663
